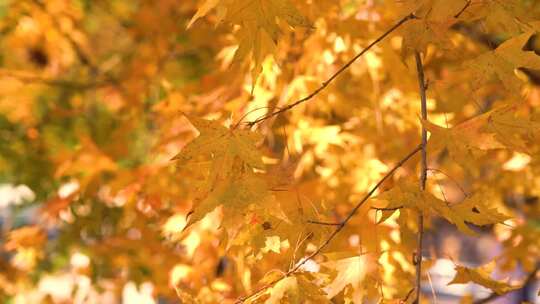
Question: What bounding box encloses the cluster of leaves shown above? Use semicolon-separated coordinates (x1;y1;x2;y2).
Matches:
0;0;539;303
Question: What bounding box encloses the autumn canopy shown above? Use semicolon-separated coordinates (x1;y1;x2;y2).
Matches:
0;0;539;303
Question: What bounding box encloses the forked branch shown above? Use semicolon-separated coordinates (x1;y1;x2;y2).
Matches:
247;13;417;126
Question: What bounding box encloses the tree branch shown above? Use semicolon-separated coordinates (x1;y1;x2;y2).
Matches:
247;13;417;126
0;70;110;90
306;220;342;226
403;287;416;303
454;0;471;18
413;51;428;303
236;144;422;303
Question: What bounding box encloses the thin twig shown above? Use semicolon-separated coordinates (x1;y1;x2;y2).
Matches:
402;287;415;303
454;0;471;18
414;51;428;304
371;206;404;211
472;265;539;304
246;13;417;127
289;231;314;271
236;144;422;303
306;220;342;226
427;168;468;197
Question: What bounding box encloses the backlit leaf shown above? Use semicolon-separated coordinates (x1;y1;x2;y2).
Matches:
448;261;521;295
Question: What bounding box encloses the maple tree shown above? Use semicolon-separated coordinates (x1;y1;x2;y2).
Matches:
0;0;539;303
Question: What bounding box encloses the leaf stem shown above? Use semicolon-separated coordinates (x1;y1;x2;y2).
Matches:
414;51;428;303
247;13;417;126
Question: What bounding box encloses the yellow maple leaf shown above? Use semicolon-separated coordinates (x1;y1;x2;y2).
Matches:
398;0;468;57
466;28;540;93
372;182;509;235
448;261;521;295
172;115;264;170
173;116;275;239
483;105;540;153
421;104;540;165
322;253;377;301
188;0;311;83
187;166;271;228
421;115;503;166
451;191;510;227
187;0;221;28
371;180;437;219
253;273;328;304
263;276;299;304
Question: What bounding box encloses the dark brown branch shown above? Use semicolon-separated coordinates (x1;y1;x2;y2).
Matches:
247;13;417;126
413;51;428;304
454;0;471;18
473;266;539;304
306;220;342;226
236;144;422;303
402;287;415;303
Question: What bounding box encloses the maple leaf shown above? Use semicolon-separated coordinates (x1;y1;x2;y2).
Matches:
253;273;328;304
372;181;509;235
501;224;540;272
466;29;540;93
483;105;540;153
187;0;221;28
173;116;277;243
371;181;476;234
451;191;510;227
421;116;503;165
263;276;299;304
422;105;540;164
448;261;521;295
398;0;468;57
172;116;264;170
371;180;435;217
461;1;536;37
323;252;377;301
187;165;273;229
188;0;311;83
